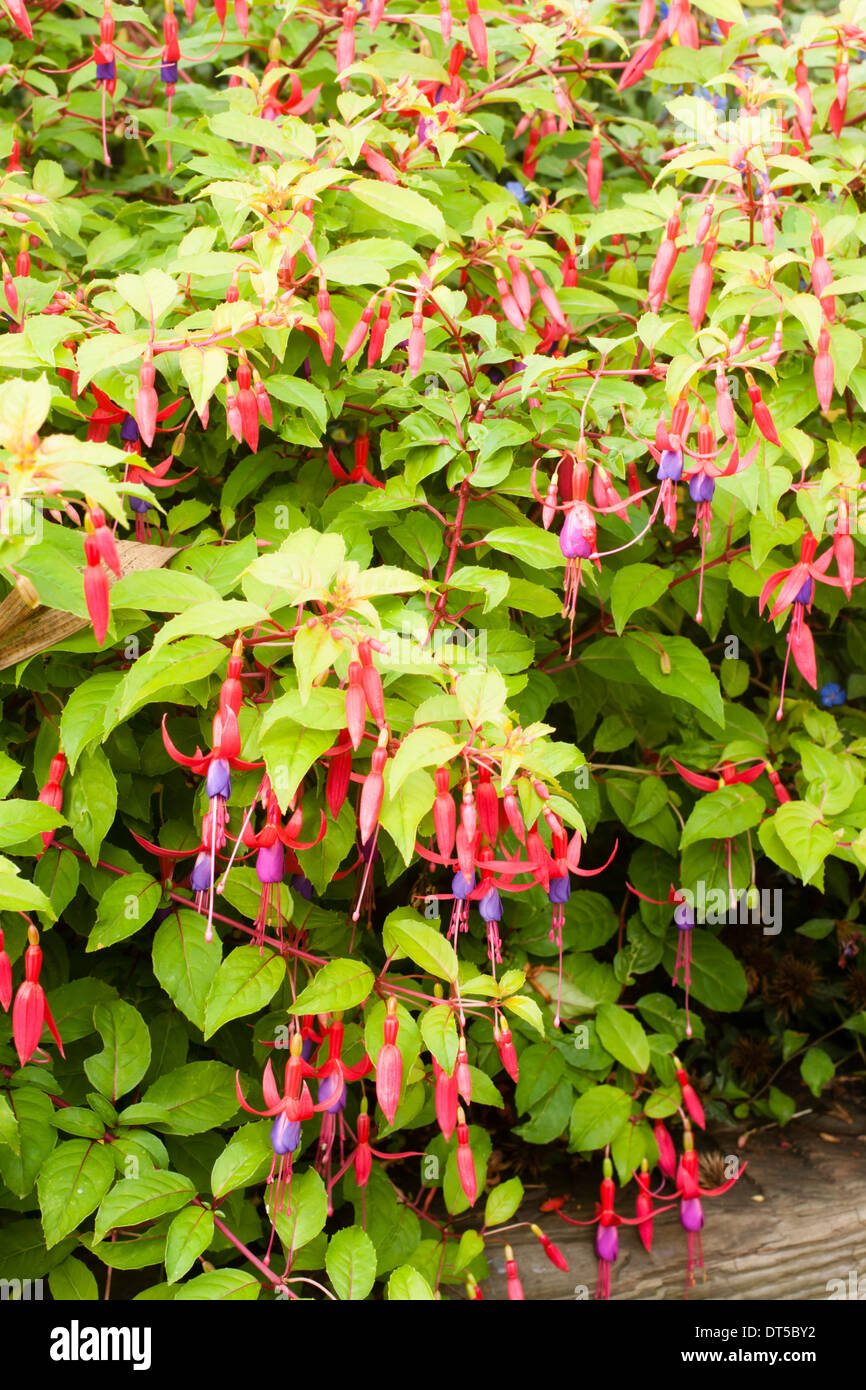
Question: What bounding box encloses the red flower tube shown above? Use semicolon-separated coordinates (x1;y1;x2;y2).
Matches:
12;925;65;1068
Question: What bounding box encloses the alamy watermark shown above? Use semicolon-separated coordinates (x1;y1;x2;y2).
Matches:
0;1277;43;1300
0;497;44;541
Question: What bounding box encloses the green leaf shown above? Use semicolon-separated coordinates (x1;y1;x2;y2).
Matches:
0;868;55;917
502;994;546;1036
115;269;178;325
628;634;724;726
0;1093;20;1154
261;722;332;811
142;1062;240;1136
59;673;124;772
66;749;117;866
485;525;563;569
151;600;269;652
287;958;376;1014
152;909;222;1031
0;1088;57;1198
211;1123;274;1199
48;1256;100;1300
387;1265;436;1300
84;1000;152;1102
455;669;508;728
33;845;78;924
110;568;219;614
379;767;435;865
610;565;671;635
178;346;228;417
569;1085;632;1151
95;1171;195;1240
272;1167;328;1253
0;799;65;850
769;802;836;884
38;1140;116;1248
325;1224;378;1300
664;930;748;1012
292;621;342;704
382;907;458;982
87;872;161;952
388;727;461;795
595;1003;650;1073
346;179;447;241
203;947;286;1039
800;1047;835;1098
768;1087;796;1127
420;1003;459;1072
174;1269;261;1301
680;787;766;849
484;1176;524;1227
165;1206;215;1284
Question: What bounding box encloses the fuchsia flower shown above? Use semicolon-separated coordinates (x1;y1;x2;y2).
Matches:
494;1021;519;1082
313;1014;372;1116
0;929;13;1013
133;640;263;939
504;1244;525;1299
675;1125;746;1294
681;407;758;623
233;781;327;948
627;881;698;1034
418;771;615;1021
759;534;860;720
82;507;121;648
37;752;67;853
455;1106;477;1205
671;756;792;806
553;1157;675;1299
530;1223;569;1272
375;997;402;1125
328;1102;423;1221
654;1120;677;1178
674;1057;705;1129
432;1056;459;1139
11;925;65;1068
328;442;383;497
235;1033;330;1264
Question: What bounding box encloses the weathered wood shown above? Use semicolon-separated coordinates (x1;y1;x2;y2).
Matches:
0;538;179;670
483;1107;866;1300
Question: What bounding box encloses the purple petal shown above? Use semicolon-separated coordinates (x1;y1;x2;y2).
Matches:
595;1222;619;1262
680;1196;704;1232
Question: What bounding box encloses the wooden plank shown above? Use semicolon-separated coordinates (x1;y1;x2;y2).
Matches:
482;1108;866;1300
0;537;179;670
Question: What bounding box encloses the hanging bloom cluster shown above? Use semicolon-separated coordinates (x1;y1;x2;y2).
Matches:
550;1068;744;1299
418;752;616;1026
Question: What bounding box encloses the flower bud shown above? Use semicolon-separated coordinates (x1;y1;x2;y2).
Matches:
376;999;402;1124
455;1107;477;1204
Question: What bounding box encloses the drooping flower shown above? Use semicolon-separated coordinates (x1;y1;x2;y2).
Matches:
132;640;263;939
235;782;327;949
759;535;860;719
12;925;65;1068
375;997;403;1125
551;1155;676;1298
675;1125;746;1294
672;899;696;1038
0;929;12;1012
235;1034;325;1265
37;751;67;854
504;1244;525;1299
455;1106;478;1205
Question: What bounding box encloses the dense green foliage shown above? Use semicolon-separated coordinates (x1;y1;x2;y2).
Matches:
1;0;866;1301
